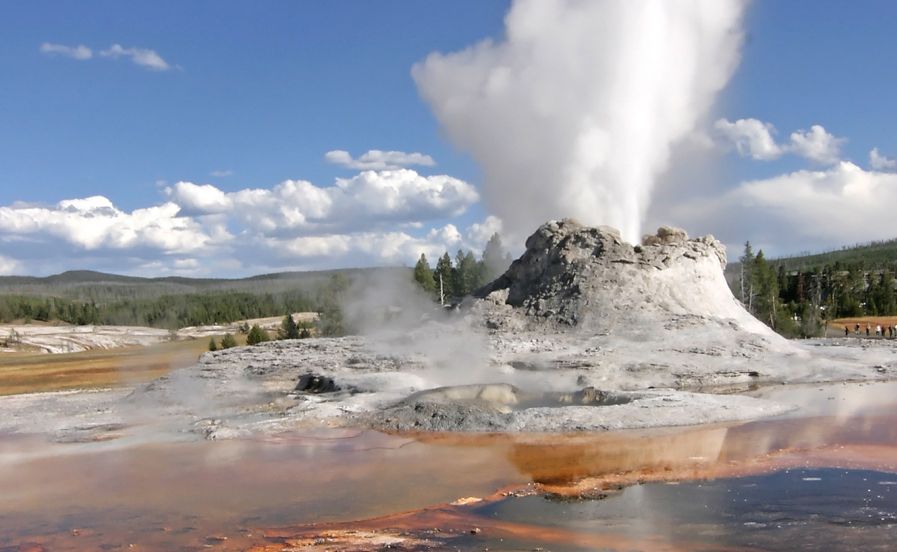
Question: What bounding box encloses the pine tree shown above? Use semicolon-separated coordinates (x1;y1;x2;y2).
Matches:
280;313;300;339
316;302;345;337
740;241;756;311
434;252;454;304
220;333;237;349
413;253;436;293
453;250;479;297
753;250;779;328
246;324;269;345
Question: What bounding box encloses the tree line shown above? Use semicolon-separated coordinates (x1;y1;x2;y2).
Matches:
208;313;315;351
0;274;350;334
736;241;897;337
412;233;511;303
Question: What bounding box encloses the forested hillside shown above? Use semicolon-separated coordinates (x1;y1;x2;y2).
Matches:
727;239;897;337
0;268;405;332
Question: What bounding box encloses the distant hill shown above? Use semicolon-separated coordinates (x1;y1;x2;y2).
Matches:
726;238;897;281
0;267;408;301
0;266;412;331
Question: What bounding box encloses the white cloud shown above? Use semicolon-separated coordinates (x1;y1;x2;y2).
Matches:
715;118;845;165
0;255;20;276
788;125;845;165
166;182;233;214
40;42;173;72
465;215;504;247
210;169;234;178
0;168;488;276
0;195;211;253
166;169;479;234
667;162;897;255
263;220;494;270
325;150;436;170
100;44;171;71
0;192;495;276
870;147;897;171
713;118;782;160
39;42;93;60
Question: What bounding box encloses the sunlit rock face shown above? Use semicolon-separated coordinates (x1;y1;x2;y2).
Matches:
473;218;776;339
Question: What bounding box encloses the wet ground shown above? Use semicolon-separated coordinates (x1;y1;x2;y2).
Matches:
2;381;897;551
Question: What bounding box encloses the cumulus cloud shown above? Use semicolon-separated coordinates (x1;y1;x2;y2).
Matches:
0;195;212;253
165;169;479;233
869;148;897;171
668;162;897;255
715;118;845;165
0;165;488;275
99;44;171;71
414;0;746;244
260;221;493;271
324;150;436;170
788;125;845;165
713;118;782;160
465;215;504;247
39;42;93;60
166;182;233;215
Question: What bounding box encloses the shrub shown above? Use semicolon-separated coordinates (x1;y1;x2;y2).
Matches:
246;324;269;345
220;333;237;349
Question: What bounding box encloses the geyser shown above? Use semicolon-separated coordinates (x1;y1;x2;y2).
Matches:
414;0;746;243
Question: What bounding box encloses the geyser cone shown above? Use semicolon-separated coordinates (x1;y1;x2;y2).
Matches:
474;218;784;344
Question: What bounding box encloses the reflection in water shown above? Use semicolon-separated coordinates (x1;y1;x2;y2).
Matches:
0;430;524;551
1;381;897;550
473;468;897;551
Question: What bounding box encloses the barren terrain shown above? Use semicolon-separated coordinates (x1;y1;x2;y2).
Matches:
1;222;896;442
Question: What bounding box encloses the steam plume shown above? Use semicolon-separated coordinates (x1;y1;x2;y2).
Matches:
414;0;746;243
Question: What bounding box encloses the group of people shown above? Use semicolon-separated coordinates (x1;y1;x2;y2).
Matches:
844;322;897;338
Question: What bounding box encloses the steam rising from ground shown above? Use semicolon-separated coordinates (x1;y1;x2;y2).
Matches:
342;272;497;389
341;272;584;393
414;0;746;243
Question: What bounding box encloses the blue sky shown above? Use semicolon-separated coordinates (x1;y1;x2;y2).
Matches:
1;1;896;276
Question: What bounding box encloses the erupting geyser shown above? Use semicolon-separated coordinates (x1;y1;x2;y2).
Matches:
414;0;746;243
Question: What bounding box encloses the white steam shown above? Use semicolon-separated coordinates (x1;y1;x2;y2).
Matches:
414;0;746;243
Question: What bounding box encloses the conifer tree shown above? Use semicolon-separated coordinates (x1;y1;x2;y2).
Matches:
433;252;454;303
739;241;755;310
413;253;436;293
246;324;269;345
752;250;779;328
220;333;237;349
280;313;300;339
453;249;479;297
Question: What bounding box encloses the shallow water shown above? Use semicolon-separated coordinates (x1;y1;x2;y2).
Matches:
469;467;897;551
2;381;897;551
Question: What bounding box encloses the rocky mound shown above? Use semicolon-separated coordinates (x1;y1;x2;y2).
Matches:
473;219;778;340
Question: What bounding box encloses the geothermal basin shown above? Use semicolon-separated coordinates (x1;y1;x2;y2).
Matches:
2;380;897;551
3;222;897;550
